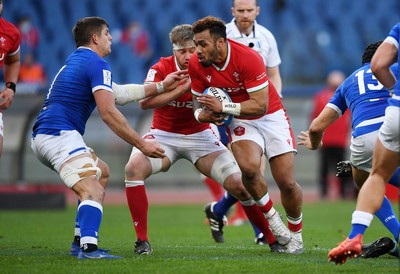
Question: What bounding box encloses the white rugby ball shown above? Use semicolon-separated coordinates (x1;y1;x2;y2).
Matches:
203;87;234;126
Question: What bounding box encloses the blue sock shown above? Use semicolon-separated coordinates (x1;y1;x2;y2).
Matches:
251;221;262;237
349;224;368;239
375;196;400;242
388;167;400;187
78;200;103;246
213;192;238;219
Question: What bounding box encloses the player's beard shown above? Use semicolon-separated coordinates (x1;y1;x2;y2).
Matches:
200;43;220;67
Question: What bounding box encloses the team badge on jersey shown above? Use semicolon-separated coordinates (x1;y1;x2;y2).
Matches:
233;126;245;136
103;70;111;86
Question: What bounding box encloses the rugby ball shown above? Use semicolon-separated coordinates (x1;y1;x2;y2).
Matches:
203;87;234;126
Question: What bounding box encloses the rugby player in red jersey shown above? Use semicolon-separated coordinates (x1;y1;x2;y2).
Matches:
190;16;304;254
0;0;21;158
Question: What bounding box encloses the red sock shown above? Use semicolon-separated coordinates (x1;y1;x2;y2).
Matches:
257;194;274;216
125;185;149;241
242;204;277;245
203;177;224;200
287;215;303;233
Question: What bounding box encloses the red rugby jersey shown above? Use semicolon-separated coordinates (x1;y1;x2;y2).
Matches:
144;55;209;134
0;17;20;68
189;39;283;120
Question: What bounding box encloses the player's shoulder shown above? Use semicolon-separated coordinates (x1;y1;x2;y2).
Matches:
152;55;176;73
0;17;20;39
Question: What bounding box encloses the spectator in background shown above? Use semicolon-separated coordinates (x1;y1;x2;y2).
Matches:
16;14;39;55
121;21;153;69
0;0;21;158
19;51;47;86
311;70;354;200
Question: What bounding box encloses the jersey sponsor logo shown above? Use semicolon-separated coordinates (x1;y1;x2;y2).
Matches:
146;69;157;82
167;100;193;108
103;70;111;86
233;126;245;136
206;75;212;83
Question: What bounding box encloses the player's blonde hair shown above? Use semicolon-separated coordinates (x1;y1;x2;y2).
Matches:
169;24;194;48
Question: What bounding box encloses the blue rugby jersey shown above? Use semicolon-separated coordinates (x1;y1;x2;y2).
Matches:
32;47;113;137
327;63;398;138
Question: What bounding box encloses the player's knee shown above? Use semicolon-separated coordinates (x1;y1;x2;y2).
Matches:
80;179;105;202
223;176;250;200
125;153;156;179
279;179;301;195
210;152;241;184
125;158;142;178
60;156;102;188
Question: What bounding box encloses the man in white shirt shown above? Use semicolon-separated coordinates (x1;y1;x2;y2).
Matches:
226;0;282;97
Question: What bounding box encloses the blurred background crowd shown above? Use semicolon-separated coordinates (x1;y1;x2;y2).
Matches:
0;0;399;201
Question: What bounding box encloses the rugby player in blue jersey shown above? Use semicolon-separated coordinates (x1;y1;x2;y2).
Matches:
31;17;187;259
327;23;400;265
297;38;400;264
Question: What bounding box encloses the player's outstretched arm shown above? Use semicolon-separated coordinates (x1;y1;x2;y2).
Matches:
298;107;339;150
113;70;189;106
95;89;166;158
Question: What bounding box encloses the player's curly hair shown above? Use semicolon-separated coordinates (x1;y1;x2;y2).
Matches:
362;40;383;65
192;16;227;41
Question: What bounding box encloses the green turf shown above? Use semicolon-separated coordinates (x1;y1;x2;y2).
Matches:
0;201;398;273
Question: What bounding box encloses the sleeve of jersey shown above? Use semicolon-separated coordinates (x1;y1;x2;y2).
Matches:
243;53;269;94
87;58;113;93
326;86;346;116
9;25;21;55
144;62;164;84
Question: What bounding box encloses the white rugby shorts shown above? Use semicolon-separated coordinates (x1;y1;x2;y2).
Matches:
378;106;400;153
130;127;227;164
31;130;91;173
228;109;296;159
350;130;378;172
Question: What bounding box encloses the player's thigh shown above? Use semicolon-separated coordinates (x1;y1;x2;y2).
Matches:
195;149;227;178
269;151;296;185
231;139;263;174
371;139;400;182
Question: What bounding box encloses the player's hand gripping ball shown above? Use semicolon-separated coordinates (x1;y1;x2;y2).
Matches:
203;87;233;126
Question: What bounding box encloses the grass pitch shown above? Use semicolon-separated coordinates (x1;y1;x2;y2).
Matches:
0;201;398;273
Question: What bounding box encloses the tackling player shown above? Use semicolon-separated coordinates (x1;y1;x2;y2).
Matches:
190;16;303;254
120;24;286;255
0;0;21;158
31;17;186;259
297;41;399;262
327;23;400;264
